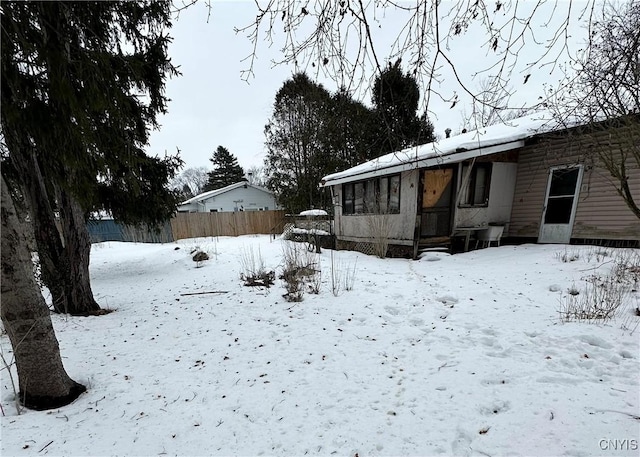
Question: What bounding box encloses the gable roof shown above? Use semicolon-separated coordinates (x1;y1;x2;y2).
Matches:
321;111;574;186
180;181;274;205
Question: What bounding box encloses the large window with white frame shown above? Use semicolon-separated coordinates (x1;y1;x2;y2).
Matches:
342;174;400;215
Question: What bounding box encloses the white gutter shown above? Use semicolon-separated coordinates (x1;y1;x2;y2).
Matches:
321;139;525;187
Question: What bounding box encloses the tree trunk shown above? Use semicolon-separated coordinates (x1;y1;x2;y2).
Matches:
8;142;65;309
11;145;101;315
56;186;101;314
0;175;86;410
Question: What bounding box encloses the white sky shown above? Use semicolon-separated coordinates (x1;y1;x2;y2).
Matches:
147;1;590;172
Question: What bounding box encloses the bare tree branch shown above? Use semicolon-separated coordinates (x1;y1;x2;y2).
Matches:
238;0;595;119
547;0;640;219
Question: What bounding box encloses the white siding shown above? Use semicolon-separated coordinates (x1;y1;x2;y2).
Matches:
454;162;518;228
177;203;199;212
183;186;277;213
332;170;419;246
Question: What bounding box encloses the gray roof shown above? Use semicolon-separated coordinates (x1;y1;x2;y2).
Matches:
180;181;273;205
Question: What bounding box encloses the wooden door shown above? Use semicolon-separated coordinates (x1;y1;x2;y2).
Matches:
421;168;454;237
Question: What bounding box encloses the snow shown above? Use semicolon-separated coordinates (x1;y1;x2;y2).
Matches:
300;209;329;217
321;111;569;185
291;227;331;236
2;236;639;456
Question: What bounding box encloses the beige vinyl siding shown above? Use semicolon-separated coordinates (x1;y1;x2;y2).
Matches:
509;127;640;241
573;162;640;239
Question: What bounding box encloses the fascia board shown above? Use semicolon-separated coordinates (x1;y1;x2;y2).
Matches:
320;140;524;187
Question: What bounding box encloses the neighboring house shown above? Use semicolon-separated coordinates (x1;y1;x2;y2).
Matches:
177;181;278;213
321;112;639;257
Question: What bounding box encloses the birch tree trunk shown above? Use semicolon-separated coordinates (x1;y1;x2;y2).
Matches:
0;175;86;410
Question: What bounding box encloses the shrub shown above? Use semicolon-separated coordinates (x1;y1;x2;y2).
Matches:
555;248;580;263
366;212;395;259
280;241;320;302
240;246;274;287
329;250;358;296
558;248;639;325
558;274;628;323
192;250;210;268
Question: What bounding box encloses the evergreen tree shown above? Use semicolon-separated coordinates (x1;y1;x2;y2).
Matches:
264;73;332;213
1;1;181;316
204;146;245;191
372;59;435;154
324;87;378;168
264;74;387;212
1;1;179;409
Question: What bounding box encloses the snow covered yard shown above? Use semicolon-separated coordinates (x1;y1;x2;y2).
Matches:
1;236;639;456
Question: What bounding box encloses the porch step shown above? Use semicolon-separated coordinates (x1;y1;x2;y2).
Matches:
418;246;450;254
418;236;451;248
417;236;452;255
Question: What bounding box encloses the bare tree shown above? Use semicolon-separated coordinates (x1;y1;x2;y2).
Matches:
246;165;267;187
459;77;532;131
238;1;594;118
172;166;209;198
546;0;640;219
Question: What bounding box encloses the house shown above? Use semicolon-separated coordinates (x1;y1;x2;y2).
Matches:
321;112;639;257
177;181;278;213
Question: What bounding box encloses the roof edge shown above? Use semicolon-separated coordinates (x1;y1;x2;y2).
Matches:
321;139;525;187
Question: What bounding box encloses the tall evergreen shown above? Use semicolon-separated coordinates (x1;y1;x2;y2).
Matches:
1;1;181;316
372;59;435;154
263;69;435;212
324;87;378;168
264;73;333;213
204;146;245;191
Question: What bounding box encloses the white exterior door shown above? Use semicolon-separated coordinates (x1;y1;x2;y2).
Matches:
539;165;583;243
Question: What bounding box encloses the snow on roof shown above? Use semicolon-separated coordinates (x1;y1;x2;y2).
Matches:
180;181;273;205
321;111;568;186
89;210;114;221
299;209;328;217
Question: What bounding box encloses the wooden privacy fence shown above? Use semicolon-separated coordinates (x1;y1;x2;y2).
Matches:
170;210;287;240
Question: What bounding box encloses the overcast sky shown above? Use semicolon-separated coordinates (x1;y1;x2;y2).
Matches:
147;1;590;173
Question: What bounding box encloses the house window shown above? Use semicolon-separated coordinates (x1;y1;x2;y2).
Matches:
354;182;364;213
389;175;400;212
364;180;376;213
342;174;401;215
343;184;355;214
459;163;491;207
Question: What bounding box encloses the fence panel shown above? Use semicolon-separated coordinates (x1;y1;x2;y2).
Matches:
170;210;287;240
88;220;173;243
